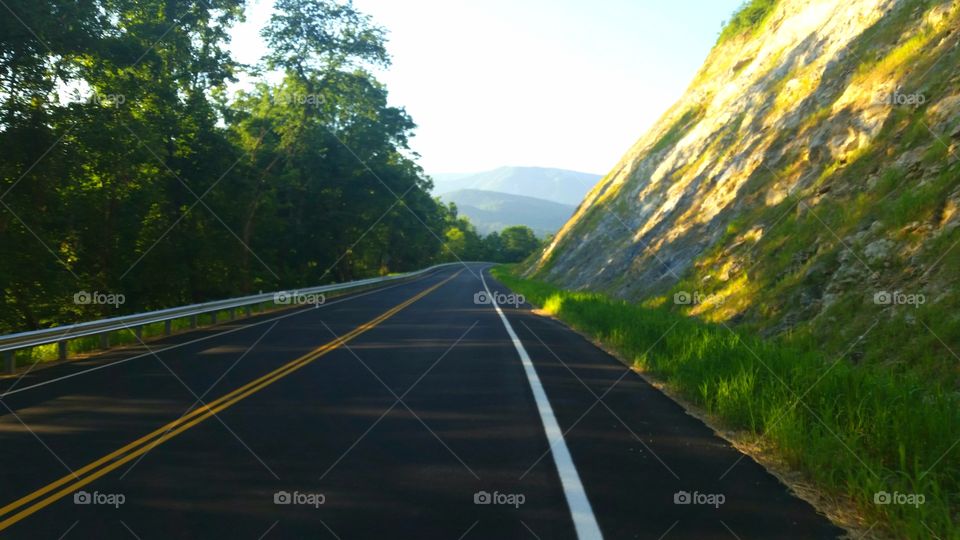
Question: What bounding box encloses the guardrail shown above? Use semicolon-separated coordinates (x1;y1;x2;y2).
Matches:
0;263;462;374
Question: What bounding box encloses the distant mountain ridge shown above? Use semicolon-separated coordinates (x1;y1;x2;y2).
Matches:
430;166;601;206
440;189;575;237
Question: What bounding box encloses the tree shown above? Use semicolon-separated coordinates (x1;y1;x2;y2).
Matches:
498;226;541;262
0;0;459;333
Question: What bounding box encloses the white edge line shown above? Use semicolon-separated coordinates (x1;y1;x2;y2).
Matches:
1;270;444;398
479;269;603;540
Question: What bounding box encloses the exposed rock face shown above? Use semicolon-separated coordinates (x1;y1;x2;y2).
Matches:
529;0;960;347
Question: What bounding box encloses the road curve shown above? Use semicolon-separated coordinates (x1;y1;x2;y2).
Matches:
0;263;841;539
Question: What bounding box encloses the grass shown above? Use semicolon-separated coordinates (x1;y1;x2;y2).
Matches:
649;105;705;156
718;0;779;44
492;265;959;540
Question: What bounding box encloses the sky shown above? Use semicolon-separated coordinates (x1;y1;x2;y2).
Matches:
229;0;743;176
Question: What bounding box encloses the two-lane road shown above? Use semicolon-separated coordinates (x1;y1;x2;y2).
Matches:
0;263;841;539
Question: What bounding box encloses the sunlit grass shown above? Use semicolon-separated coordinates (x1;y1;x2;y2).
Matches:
854;18;934;79
717;0;779;44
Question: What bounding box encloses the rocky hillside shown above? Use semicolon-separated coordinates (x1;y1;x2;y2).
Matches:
528;0;960;375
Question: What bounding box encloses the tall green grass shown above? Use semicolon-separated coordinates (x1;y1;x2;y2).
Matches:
718;0;779;44
492;266;959;540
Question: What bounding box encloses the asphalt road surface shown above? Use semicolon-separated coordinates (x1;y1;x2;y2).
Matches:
0;263;842;539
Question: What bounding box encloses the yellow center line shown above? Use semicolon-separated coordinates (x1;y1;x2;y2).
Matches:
0;270;461;532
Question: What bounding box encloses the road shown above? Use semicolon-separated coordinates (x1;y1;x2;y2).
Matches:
0;263;842;539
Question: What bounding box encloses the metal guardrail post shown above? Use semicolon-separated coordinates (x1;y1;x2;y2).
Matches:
164;320;172;335
135;326;143;341
190;315;198;329
245;306;252;318
58;341;68;361
99;334;110;350
210;312;217;325
229;308;235;321
4;351;14;374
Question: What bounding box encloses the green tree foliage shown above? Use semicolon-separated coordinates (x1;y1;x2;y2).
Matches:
436;202;484;262
718;0;778;43
0;0;488;333
495;226;541;262
431;204;542;264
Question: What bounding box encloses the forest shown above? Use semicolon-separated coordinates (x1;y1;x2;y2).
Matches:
0;0;539;333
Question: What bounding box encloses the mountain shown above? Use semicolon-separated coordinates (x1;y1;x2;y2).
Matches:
529;0;960;357
429;172;472;185
440;189;575;237
430;167;601;205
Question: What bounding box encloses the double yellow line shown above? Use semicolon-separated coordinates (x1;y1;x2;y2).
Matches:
0;270;460;532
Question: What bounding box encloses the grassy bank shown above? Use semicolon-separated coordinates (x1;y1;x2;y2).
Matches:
491;265;958;540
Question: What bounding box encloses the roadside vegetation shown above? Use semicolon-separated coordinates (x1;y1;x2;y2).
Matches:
718;0;780;43
492;265;959;540
443;221;542;264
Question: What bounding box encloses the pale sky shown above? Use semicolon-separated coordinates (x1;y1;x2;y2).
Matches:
229;0;743;176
